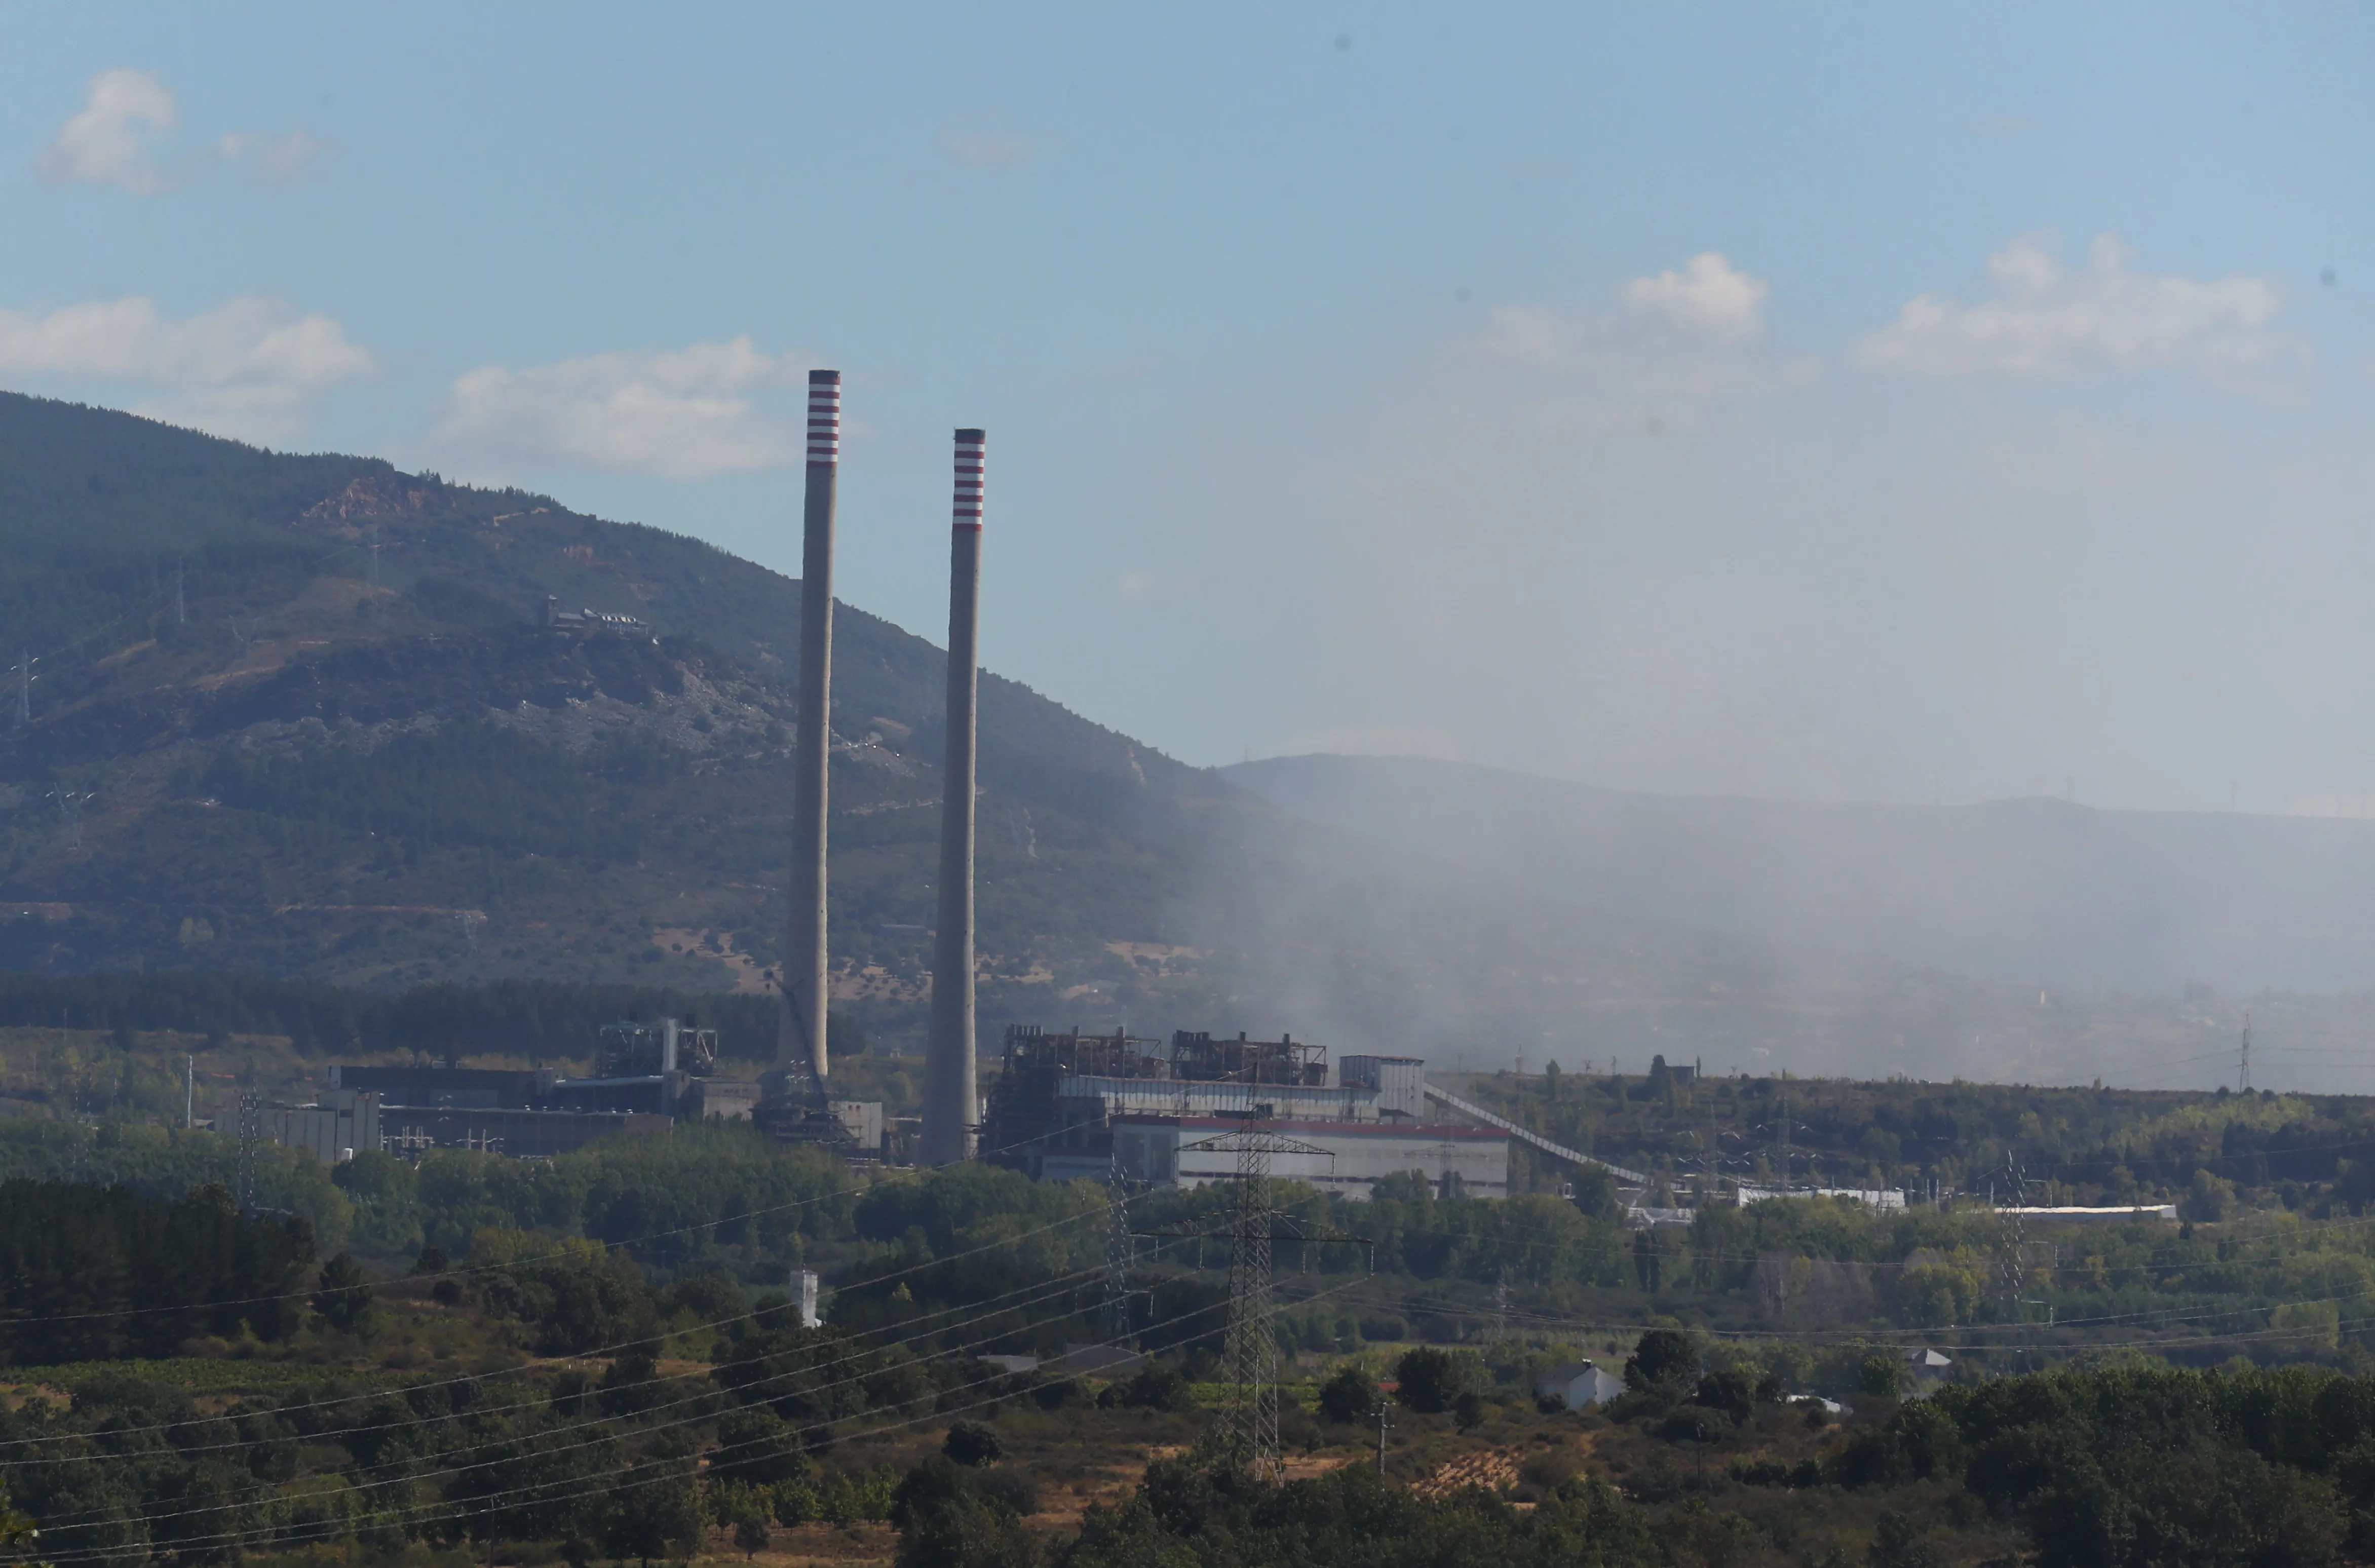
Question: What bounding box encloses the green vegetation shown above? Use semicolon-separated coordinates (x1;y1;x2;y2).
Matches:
1466;1056;2375;1211
0;1180;312;1362
16;1091;2375;1568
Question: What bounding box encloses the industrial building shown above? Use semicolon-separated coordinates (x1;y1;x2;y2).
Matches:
266;1017;805;1161
980;1024;1505;1199
1099;1115;1507;1200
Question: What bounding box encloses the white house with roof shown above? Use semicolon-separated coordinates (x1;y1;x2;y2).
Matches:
1536;1361;1627;1410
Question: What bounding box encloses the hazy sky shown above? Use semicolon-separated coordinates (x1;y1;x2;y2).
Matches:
3;5;2372;814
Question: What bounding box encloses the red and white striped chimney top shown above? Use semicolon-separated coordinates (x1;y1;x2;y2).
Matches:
952;428;985;529
806;370;840;466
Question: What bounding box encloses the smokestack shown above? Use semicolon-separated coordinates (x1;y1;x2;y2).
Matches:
925;428;985;1164
781;369;840;1087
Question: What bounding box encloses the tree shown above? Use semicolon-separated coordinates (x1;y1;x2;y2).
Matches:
0;1480;37;1560
2182;1170;2236;1223
1625;1329;1698;1398
313;1251;375;1336
1633;1230;1663;1292
1318;1363;1380;1424
602;1461;703;1568
945;1422;1003;1467
1394;1347;1459;1414
712;1406;806;1484
1869;1511;1941;1568
1453;1391;1486;1431
890;1459;1040;1568
733;1516;770;1559
1695;1367;1758;1424
1858;1354;1907;1401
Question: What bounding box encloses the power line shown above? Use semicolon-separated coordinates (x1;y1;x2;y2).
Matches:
25;1275;1384;1566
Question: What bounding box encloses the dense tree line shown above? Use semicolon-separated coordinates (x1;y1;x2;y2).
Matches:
19;1114;2375;1372
0;971;781;1060
0;1181;314;1363
1471;1056;2375;1205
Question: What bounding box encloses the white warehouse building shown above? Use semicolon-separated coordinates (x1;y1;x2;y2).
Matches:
1096;1114;1509;1201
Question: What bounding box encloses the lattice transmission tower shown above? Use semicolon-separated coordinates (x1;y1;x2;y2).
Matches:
1222;1120;1280;1479
1102;1153;1135;1345
237;1090;263;1215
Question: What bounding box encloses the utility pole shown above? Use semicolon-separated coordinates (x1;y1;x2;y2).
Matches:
184;1055;194;1129
1492;1268;1510;1344
1376;1400;1392;1475
174;557;186;626
2238;1014;2252;1093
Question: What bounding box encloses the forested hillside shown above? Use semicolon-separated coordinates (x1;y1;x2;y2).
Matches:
0;392;2322;1078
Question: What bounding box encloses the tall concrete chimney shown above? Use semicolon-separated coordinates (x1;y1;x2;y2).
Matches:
781;369;840;1087
925;428;984;1164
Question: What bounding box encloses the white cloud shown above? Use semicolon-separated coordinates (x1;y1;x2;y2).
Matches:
39;69;176;193
1858;234;2302;392
38;69;327;194
1624;253;1769;338
218;129;328;184
0;294;374;441
428;336;811;478
1475;253;1770;370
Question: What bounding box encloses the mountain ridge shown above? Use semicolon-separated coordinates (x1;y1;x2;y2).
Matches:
1225;751;2375;997
0;392;2319;1084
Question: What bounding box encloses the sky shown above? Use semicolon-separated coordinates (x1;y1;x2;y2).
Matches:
3;4;2373;815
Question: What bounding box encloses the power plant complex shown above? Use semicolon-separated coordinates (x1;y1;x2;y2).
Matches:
266;373;1512;1199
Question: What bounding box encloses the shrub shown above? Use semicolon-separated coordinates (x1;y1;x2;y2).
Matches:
1107;1362;1194;1412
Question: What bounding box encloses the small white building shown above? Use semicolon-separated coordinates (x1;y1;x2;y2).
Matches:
1536;1362;1627;1410
1103;1115;1508;1200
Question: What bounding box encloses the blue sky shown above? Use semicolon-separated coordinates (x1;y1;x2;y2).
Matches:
4;5;2372;813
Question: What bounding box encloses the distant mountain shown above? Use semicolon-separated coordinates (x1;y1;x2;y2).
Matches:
0;394;1850;1069
0;392;1248;1044
1225;753;2375;997
0;393;2309;1082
